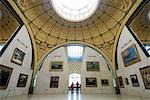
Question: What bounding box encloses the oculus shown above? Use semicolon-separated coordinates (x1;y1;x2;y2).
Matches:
51;0;99;22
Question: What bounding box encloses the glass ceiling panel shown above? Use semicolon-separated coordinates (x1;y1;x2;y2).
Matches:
51;0;99;22
67;46;83;61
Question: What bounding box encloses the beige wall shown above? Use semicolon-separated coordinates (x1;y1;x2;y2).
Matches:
117;26;150;97
0;25;33;97
34;47;69;94
81;47;115;94
34;46;115;94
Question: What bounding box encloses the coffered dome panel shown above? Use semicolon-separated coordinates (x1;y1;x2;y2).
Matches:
0;2;20;43
12;0;140;66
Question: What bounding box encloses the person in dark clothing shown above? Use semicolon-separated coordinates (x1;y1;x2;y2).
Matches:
71;82;74;93
76;81;79;91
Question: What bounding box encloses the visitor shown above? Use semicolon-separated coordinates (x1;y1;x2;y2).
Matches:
76;81;79;91
71;82;74;93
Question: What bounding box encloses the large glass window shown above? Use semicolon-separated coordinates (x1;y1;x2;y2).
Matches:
51;0;99;22
67;46;83;61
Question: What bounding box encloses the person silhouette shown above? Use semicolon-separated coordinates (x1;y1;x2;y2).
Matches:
71;82;74;93
76;81;79;91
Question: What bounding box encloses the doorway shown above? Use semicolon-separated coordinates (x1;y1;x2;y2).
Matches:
69;73;81;91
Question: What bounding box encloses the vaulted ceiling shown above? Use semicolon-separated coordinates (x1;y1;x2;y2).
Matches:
1;0;144;69
0;2;20;43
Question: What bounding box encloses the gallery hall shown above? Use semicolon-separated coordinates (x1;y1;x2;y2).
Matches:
0;0;150;100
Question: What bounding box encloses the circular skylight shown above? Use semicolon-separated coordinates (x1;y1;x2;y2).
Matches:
51;0;99;22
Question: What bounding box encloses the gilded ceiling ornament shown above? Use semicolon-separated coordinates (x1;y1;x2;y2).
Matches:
19;0;35;7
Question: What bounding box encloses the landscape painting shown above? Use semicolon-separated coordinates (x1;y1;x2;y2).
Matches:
121;44;141;67
49;61;63;71
86;61;100;71
86;77;97;87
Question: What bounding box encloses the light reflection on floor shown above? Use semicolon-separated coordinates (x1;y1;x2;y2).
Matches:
68;90;81;100
1;90;149;100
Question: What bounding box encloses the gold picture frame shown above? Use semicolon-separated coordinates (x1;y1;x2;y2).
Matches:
121;44;141;67
49;61;63;71
86;61;100;71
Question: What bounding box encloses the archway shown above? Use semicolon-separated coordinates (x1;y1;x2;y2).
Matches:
32;43;120;94
69;73;81;91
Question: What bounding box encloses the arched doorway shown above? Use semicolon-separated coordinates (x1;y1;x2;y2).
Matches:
69;73;81;90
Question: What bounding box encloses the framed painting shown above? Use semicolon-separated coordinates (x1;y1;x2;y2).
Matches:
118;76;124;88
124;78;129;85
101;79;109;86
86;61;100;71
0;65;13;89
121;44;141;67
50;76;59;88
49;61;63;71
139;66;150;89
11;48;25;66
86;77;97;87
130;74;139;87
17;74;28;87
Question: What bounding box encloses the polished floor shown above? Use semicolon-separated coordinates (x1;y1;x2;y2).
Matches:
1;91;149;100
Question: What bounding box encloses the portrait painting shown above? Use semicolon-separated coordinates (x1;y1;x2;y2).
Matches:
50;76;59;88
0;65;13;89
50;61;63;71
124;78;129;85
17;74;28;87
118;76;124;88
140;66;150;89
11;48;25;66
121;44;141;67
86;77;97;87
101;79;109;86
130;74;139;87
86;61;100;71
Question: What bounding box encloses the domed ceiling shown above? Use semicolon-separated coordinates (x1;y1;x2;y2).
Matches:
0;2;20;43
4;0;142;68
